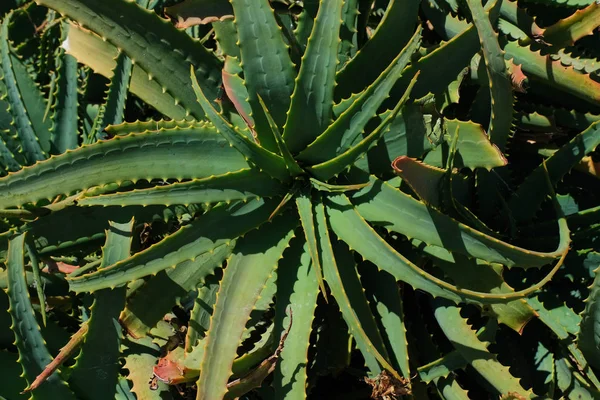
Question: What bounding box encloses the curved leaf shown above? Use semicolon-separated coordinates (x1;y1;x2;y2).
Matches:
67;199;278;292
0;125;249;209
5;233;75;399
78;169;283;207
196;214;297;400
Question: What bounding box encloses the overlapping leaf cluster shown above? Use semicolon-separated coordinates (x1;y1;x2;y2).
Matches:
0;0;599;399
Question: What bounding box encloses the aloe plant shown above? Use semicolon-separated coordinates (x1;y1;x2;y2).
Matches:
0;0;600;399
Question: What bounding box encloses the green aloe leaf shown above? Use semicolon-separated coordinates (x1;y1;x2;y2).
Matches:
68;219;133;399
416;242;537;333
192;68;289;182
282;0;344;153
78;169;283;207
120;242;233;338
423;119;508;170
24;240;46;326
307;73;419;181
5;233;75;399
0;136;20;174
360;263;411;379
87;50;133;144
272;238;319;399
528;2;600;48
433;300;533;398
0;351;28;399
50;22;79;154
186;275;220;352
196;214;297;400
295;192;327;297
466;0;513;152
257;95;303;176
391;25;479;101
349;173;569;268
230;0;295;151
1;12;50;162
315;199;395;378
67;198;278;293
38;0;223;119
63;24;187;120
338;0;359;68
335;0;420;100
221;56;253;132
297;27;422;165
326;193;565;304
0;125;248;209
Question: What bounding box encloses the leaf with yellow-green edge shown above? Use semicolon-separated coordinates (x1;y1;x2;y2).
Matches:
272;237;319;399
433;300;533;398
314;198;395;378
257;95;303;176
0;125;250;209
294;1;318;50
196;213;297;400
418;351;468;384
360;262;411;379
527;2;600;48
192;68;290;183
86;50;133;144
24;240;46;326
105;120;195;136
120;242;234;338
77;169;284;208
282;0;344;154
186;275;220;352
50;22;79;154
390;25;479;102
335;0;420;100
325;193;568;304
509;120;600;223
308;73;419;181
296;27;422;165
1;12;50;163
5;233;76;399
467;0;513;152
309;178;370;193
63;24;187;120
423;119;508;170
37;0;223;120
504;40;600;108
67;198;279;293
351;104;435;177
230;0;295;152
347;172;569;269
392;156;473;214
295;192;326;299
68;219;133;400
415;241;536;333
